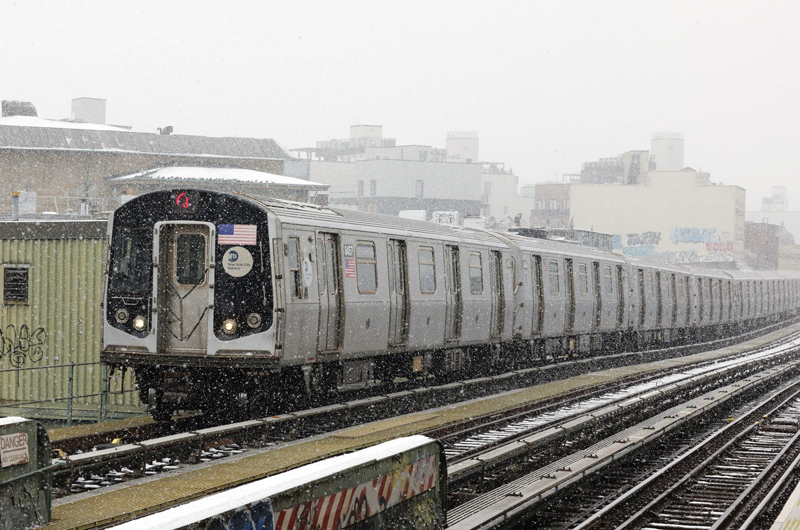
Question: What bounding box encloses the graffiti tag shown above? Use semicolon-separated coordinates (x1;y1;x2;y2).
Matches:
0;325;47;368
653;250;698;264
705;241;734;253
670;227;720;244
622;246;655;257
626;231;661;247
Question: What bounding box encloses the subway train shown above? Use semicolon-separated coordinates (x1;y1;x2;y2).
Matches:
101;189;800;420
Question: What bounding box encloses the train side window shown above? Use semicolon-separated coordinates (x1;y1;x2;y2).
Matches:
510;256;519;293
326;238;338;295
604;266;613;294
578;262;589;297
548;260;560;296
176;233;207;286
288;237;302;299
469;252;483;294
355;241;378;294
316;238;326;294
387;245;395;294
419;247;436;294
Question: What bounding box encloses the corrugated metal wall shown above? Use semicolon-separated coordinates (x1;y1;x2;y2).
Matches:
0;224;144;420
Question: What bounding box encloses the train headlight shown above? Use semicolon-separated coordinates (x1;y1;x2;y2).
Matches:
132;315;147;331
115;308;130;324
222;318;238;335
246;313;262;328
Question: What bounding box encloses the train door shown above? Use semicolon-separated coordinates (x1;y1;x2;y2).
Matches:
592;262;602;330
697;278;704;324
531;254;544;334
655;271;663;327
638;269;646;328
616;265;625;329
564;258;575;333
155;222;213;354
387;240;409;347
444;245;462;342
490;250;505;338
671;274;678;326
316;232;342;353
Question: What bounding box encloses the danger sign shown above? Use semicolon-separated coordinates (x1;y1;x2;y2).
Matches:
0;432;30;468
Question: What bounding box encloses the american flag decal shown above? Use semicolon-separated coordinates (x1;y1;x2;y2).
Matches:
344;258;356;278
218;224;257;245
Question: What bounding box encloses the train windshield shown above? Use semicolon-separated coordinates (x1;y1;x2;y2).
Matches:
110;228;152;293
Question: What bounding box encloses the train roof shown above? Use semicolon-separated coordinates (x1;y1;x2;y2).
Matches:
136;190;800;280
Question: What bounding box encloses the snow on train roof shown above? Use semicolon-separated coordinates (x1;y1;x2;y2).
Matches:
107;435;436;530
251;195;508;246
108;166;328;189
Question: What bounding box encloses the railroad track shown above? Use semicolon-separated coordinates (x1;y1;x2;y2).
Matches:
441;333;800;507
53;329;800;500
445;356;800;529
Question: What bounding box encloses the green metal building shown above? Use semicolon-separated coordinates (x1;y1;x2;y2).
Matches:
0;220;143;421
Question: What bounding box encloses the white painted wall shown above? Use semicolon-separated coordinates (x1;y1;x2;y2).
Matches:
570;169;745;264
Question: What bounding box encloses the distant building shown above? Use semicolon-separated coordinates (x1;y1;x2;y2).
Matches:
291;126;517;221
745;187;800;244
0;98;302;215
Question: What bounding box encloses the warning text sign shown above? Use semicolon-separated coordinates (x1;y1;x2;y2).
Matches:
0;432;30;468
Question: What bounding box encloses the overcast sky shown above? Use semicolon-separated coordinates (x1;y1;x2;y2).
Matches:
2;1;798;209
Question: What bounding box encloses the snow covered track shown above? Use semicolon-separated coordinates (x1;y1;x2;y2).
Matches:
446;361;800;529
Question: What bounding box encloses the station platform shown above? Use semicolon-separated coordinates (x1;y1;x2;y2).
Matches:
44;322;800;529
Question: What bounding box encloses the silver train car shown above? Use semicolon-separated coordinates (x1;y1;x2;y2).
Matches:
101;189;800;420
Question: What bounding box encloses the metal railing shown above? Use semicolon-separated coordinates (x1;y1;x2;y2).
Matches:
0;361;140;426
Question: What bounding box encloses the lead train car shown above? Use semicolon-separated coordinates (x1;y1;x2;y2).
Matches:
101;190;800;420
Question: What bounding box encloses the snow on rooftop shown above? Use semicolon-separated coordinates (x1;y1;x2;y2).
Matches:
109;166;328;188
0;416;28;426
0;115;130;132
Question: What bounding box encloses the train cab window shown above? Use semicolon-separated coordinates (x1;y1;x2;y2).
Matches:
355;242;378;294
604;266;613;294
176;234;207;286
111;228;152;292
469;252;483;294
419;247;436;294
548;261;560;296
288;237;302;299
578;263;589;297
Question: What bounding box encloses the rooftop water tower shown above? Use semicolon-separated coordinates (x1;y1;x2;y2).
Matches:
651;132;684;171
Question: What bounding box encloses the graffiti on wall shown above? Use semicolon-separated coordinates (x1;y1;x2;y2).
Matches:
626;231;661;247
670;227;720;244
0;325;47;368
653;250;698;264
620;231;661;258
705;241;734;253
199;455;440;530
613;226;734;265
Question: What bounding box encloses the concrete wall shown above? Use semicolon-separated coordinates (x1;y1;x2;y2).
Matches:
570;170;746;265
310;160;357;198
355;159;481;201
